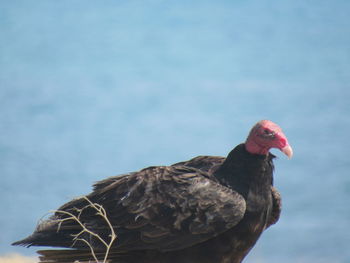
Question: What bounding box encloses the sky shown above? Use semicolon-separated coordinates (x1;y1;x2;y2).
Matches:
1;1;350;262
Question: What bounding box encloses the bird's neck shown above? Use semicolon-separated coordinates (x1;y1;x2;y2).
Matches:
214;144;274;198
245;138;270;156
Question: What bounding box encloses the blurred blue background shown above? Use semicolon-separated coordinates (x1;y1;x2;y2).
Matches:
1;1;350;262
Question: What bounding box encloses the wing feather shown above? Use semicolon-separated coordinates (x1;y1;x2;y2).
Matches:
26;165;246;252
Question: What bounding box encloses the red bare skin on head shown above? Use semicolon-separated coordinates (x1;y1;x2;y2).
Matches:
245;120;293;158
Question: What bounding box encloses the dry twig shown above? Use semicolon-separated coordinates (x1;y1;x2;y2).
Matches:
51;196;117;263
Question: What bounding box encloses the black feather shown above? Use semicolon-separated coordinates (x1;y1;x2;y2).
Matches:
13;143;282;263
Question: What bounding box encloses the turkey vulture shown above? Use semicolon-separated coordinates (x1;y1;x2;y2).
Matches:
13;120;292;263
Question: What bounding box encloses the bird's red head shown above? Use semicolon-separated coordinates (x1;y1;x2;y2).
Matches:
245;120;293;158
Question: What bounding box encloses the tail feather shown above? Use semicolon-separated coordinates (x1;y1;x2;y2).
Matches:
12;217;84;248
37;249;158;263
12;231;74;248
38;249;98;263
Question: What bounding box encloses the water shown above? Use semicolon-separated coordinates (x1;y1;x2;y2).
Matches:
1;1;350;262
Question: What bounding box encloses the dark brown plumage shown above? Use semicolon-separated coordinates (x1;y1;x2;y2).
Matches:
12;120;292;263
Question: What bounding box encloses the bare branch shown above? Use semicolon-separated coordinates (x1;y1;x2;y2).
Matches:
50;196;117;263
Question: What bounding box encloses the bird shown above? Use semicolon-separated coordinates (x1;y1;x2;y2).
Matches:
12;120;293;263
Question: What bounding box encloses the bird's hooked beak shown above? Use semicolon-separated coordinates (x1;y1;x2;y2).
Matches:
281;144;293;159
275;129;293;159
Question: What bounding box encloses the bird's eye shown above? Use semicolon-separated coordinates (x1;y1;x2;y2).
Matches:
262;129;275;138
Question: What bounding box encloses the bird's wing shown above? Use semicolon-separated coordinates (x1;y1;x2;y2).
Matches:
34;165;246;252
266;186;282;228
172;155;225;174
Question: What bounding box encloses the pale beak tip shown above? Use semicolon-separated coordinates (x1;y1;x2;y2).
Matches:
282;145;293;159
